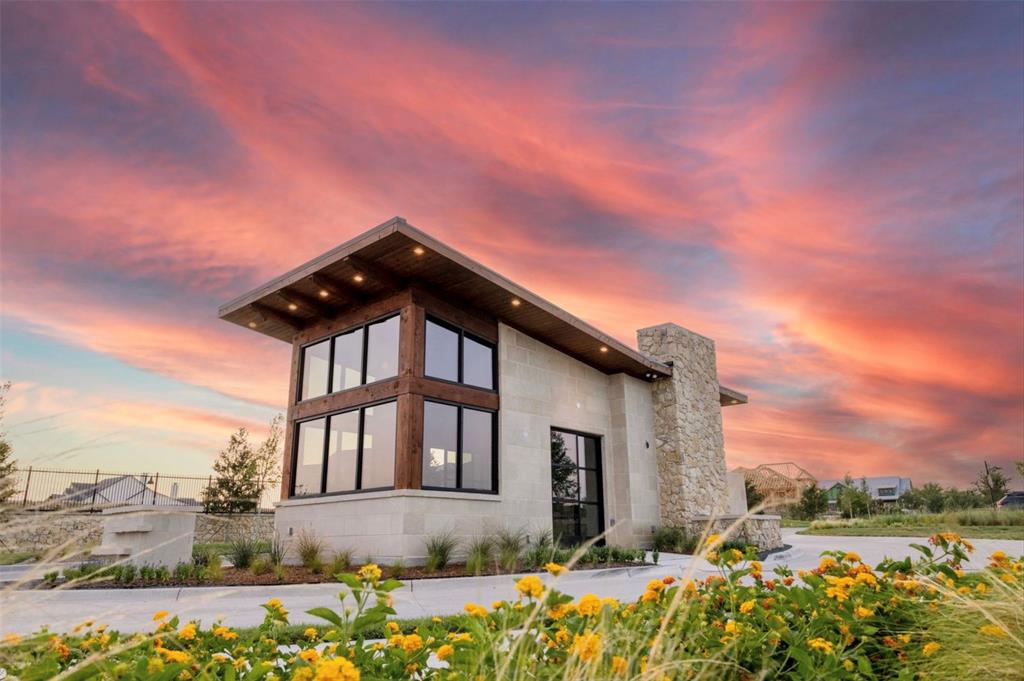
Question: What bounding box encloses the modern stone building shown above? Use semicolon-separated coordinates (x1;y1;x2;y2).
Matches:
219;218;774;563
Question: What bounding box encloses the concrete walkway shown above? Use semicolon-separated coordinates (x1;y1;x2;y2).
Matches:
2;530;1021;636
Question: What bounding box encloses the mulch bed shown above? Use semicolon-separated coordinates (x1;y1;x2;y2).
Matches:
39;561;649;590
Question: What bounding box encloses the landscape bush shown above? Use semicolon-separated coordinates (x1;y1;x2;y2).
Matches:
423;532;458;572
294;529;326;570
226;536;263;569
2;533;1020;680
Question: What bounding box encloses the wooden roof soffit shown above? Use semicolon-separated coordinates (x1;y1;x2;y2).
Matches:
343;254;405;291
275;289;335;319
250;302;302;330
309;274;364;306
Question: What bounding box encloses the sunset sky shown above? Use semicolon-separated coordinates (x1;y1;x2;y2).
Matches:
2;1;1022;488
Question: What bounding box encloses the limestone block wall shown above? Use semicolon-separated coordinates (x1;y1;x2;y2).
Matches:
683;514;783;551
637;323;729;523
0;511;104;553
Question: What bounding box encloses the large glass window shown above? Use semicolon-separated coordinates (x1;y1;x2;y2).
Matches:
301;340;331;400
423;402;458;488
550;429;603;545
299;313;399;402
325;410;359;493
361;401;397;489
293;418;326;496
365;316;400;384
424;316;495;390
331;330;363;393
291;400;397;496
422;400;496;492
425;319;459;382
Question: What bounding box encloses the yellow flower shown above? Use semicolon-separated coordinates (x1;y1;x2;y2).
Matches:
548;603;573;620
436;643;454;661
515;575;544;599
304;627;318;640
854;606;874;618
152;610;170;621
155;646;190;664
843;659;855;672
464;602;488;617
388;634;405;648
148;657;165;674
299;648;319;663
645;578;665;592
313;657;359;681
706;550;719;562
601;597;620;611
401;633;423;652
807;638;834;654
554;628;571;645
706;534;721;547
177;623;197;641
545;562;567;576
386;622;400;633
446;632;472;642
357;564;382;583
923;642;941;656
854;572;878;587
843;551;861;563
213;626;238;640
569;631;602;661
979;624;1008;638
233;658;248;670
739;599;755;614
431;616;442;623
292;668;314;681
3;633;22;646
976;582;989;593
266;598;283;608
611;655;628;674
576;593;602;617
724;619;739;635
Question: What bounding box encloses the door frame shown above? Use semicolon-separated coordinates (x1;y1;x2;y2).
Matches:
549;427;606;546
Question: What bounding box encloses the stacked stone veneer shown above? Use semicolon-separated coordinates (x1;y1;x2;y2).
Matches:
638;323;729;523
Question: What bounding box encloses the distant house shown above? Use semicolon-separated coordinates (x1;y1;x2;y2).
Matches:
736;462;817;510
817;476;913;509
48;475;198;509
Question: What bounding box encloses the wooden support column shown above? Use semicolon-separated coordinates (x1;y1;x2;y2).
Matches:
394;393;424;490
280;339;302;501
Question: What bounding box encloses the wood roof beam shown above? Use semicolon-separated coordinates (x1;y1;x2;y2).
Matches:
309;274;364;306
250;302;303;330
343;254;404;291
276;289;336;318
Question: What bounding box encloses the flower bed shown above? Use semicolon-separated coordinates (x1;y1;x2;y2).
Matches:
2;535;1021;679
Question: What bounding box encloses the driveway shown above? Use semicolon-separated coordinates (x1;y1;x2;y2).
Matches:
3;530;1021;636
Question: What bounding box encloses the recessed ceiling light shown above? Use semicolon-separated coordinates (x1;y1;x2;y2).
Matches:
319;290;329;298
248;321;257;328
353;274;364;283
413;246;425;256
599;346;608;353
511;298;521;307
287;303;298;311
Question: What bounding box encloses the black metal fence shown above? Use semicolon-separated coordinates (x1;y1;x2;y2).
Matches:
10;467;280;512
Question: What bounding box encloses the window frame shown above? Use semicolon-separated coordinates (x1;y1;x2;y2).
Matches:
550;427;606;546
421;397;499;495
424;315;497;392
296;312;400;403
289;397;398;498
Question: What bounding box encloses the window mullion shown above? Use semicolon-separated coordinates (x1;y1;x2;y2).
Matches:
319;416;330;495
355;408;365;490
455;406;463;489
360;326;370;385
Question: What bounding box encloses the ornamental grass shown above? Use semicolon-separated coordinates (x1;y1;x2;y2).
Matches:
1;534;1021;680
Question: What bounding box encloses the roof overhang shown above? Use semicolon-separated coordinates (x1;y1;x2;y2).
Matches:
219;217;746;402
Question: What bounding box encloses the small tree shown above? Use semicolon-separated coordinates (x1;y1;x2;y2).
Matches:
0;382;17;508
903;482;945;513
744;478;765;512
974;461;1009;506
838;475;872;518
943;487;986;510
203;415;283;513
795;484;827;520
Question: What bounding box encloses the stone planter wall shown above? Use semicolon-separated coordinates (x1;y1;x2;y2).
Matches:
0;510;275;553
684;514;783;551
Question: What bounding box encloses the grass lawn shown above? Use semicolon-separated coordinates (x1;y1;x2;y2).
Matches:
798;525;1024;540
0;551;36;565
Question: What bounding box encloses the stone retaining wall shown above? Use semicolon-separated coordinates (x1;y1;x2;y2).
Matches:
0;510;275;553
684;514;783;551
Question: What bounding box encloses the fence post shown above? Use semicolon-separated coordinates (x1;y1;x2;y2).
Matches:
21;466;32;506
152;472;160;505
90;469;100;512
206;476;212;511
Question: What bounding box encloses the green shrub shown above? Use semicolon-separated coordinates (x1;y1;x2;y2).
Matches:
329;548;354;576
43;570;58;584
424;532;458;572
192;545;213;567
465;537;494;575
120;563;137;584
226;536;262;569
494;527;526;573
174;562;191;581
651;526;697;553
204;558;223;582
269;537;288;566
273;563;286;582
251;556;272;576
295;529;326;570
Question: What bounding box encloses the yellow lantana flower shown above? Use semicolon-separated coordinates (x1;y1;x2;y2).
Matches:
923;642;941;656
545;562;567;576
569;631;602;661
178;623;197;641
357;564;382;583
313;657;359;681
401;634;423;653
436;643;454;661
611;655;628;674
807;638;834;654
576;593;602;617
979;624;1008;638
516;575;544;599
739;599;755;614
464;602;487;617
152;611;170;621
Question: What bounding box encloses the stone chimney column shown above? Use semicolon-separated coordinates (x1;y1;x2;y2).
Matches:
637;323;729;524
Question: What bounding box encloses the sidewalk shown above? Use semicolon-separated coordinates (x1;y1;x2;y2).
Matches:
2;531;1021;636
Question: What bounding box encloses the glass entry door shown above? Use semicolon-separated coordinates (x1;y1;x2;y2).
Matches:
550;429;604;546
